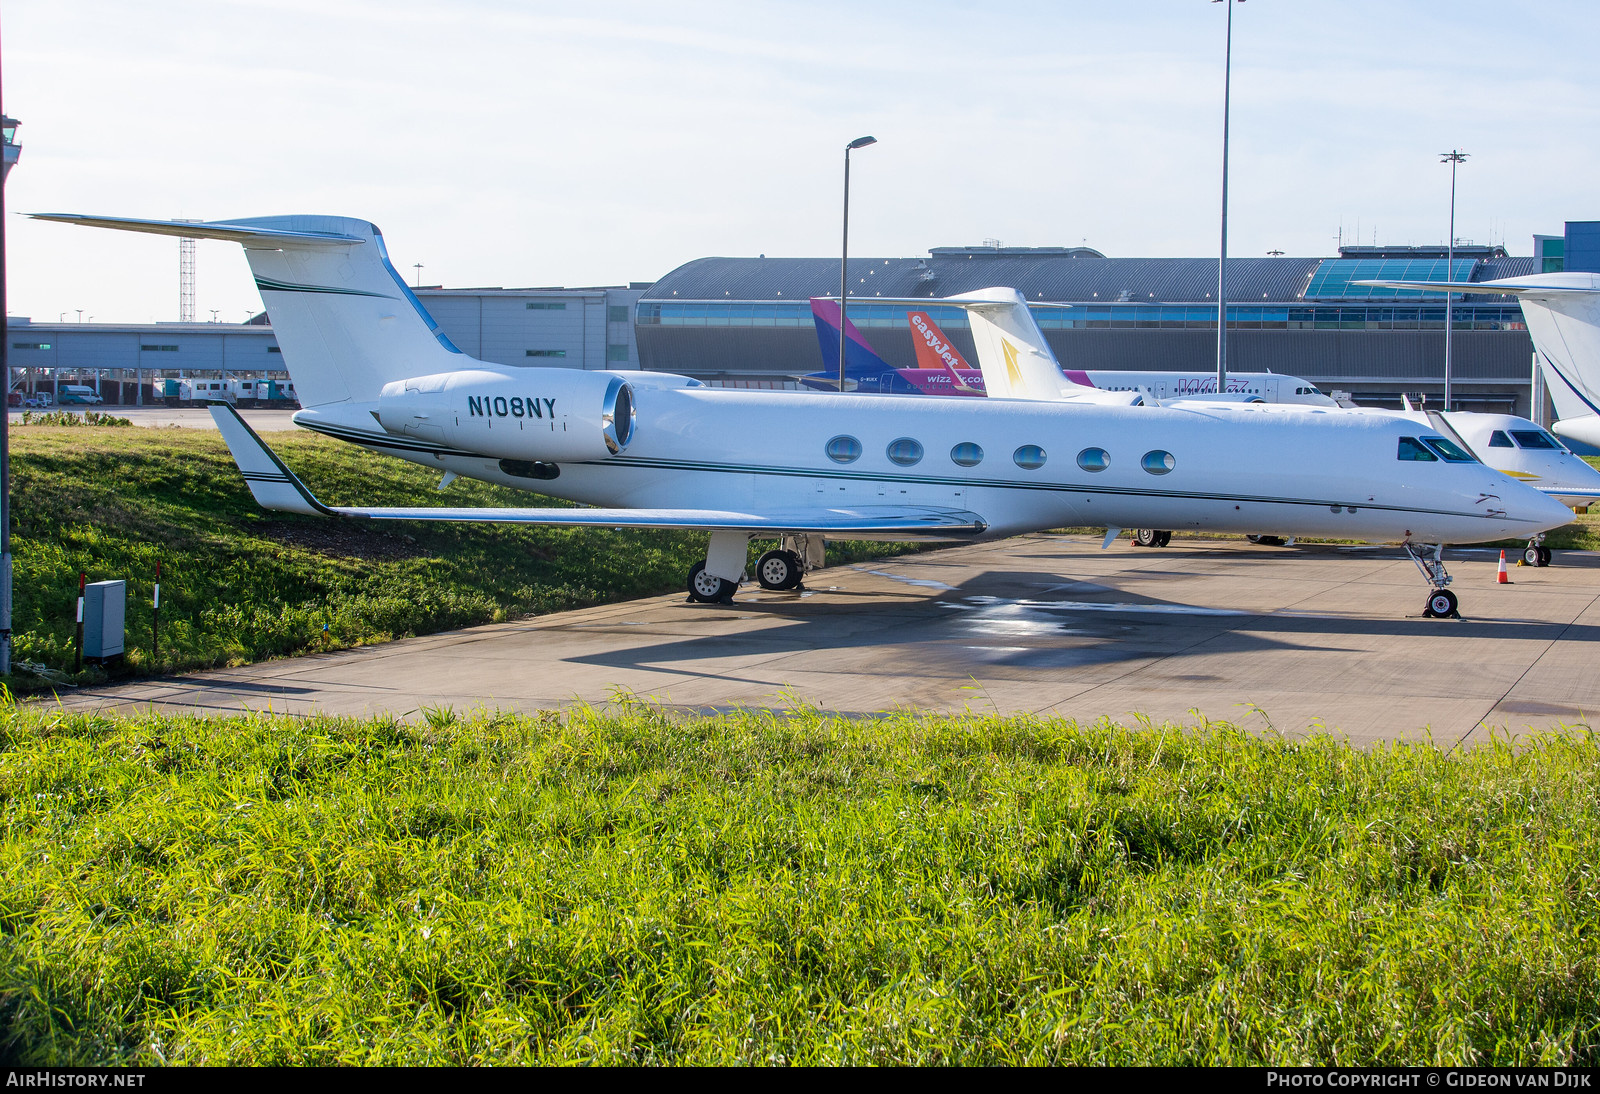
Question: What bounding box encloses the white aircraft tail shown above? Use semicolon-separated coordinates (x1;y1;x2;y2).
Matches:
31;213;464;409
1357;272;1600;426
953;287;1068;400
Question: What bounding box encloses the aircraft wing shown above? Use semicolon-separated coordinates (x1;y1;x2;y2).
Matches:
210;405;988;537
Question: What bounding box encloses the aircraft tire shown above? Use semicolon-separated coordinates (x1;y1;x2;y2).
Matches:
756;549;803;590
1524;544;1542;567
687;560;736;604
1134;529;1159;548
1423;589;1459;619
1155;530;1173;548
1538;546;1553;568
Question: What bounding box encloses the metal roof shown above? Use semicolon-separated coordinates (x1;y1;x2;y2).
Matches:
646;254;1346;305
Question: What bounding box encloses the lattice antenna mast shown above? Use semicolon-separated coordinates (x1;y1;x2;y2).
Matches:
178;219;200;322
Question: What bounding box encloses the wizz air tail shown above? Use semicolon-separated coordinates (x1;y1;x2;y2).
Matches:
1358;272;1600;446
30;214;464;409
809;298;896;385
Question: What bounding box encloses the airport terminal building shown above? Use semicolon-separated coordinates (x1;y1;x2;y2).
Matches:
11;221;1597;418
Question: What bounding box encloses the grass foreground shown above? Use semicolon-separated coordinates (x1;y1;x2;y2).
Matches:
2;701;1596;1065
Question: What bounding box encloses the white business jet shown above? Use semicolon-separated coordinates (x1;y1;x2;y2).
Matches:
36;214;1573;618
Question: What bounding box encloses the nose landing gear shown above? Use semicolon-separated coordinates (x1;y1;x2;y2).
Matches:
1523;534;1552;568
1405;542;1460;618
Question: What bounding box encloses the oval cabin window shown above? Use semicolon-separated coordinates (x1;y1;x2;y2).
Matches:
886;438;924;466
826;435;862;464
1141;450;1176;475
950;442;984;467
1013;445;1047;470
1077;448;1110;472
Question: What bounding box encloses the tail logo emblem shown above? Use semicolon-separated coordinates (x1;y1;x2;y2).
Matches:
1002;339;1027;393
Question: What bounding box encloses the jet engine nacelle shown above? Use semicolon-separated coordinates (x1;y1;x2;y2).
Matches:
376;368;636;461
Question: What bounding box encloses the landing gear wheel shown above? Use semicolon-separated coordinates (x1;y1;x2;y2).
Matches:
1524;544;1542;567
756;549;804;590
1423;588;1459;619
1251;535;1286;547
1538;546;1552;567
687;560;736;604
1134;529;1165;548
1155;530;1173;548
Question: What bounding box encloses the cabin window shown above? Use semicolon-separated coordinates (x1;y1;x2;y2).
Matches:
950;442;984;467
1510;430;1562;451
1397;437;1438;462
1013;445;1047;470
1077;447;1110;472
1488;430;1514;448
886;438;924;466
826;435;862;464
1141;450;1175;475
1421;437;1476;463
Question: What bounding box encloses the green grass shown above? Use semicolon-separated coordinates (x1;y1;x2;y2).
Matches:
6;426;916;688
1;702;1596;1065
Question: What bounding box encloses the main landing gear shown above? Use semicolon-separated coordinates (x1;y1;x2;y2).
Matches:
1246;535;1289;547
686;560;737;604
1133;529;1173;548
755;549;805;591
685;532;817;604
1523;533;1552;568
1404;542;1460;618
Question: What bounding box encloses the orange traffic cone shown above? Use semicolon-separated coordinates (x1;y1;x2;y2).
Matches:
1497;550;1510;584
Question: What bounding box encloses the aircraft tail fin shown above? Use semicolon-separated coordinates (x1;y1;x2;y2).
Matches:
955;287;1071;400
810;298;894;382
33;213;464;409
1358;273;1600;425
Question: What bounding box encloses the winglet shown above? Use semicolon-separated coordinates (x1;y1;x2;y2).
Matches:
208;404;334;515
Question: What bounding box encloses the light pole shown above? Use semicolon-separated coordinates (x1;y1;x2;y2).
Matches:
1441;149;1468;410
840;135;877;392
413;263;424;288
1214;0;1243;395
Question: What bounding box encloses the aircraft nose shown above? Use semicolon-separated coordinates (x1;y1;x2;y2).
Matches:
1513;484;1578;532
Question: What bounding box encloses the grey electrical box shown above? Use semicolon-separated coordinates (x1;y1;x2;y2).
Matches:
83;580;126;660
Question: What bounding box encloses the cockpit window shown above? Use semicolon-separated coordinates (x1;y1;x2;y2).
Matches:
1421;437;1477;463
1488;430;1514;448
1511;430;1563;451
1397;437;1437;462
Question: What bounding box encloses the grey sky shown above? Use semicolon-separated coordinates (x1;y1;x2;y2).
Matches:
8;0;1598;323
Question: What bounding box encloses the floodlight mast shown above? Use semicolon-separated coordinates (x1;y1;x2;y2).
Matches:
0;93;15;677
840;135;877;393
1214;0;1243;395
1441;149;1469;409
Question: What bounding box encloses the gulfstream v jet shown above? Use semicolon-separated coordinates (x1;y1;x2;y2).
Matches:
37;213;1573;618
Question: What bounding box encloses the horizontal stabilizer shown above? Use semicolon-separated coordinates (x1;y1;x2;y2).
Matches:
210;406;988;536
29;213;365;247
1355;275;1600;297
